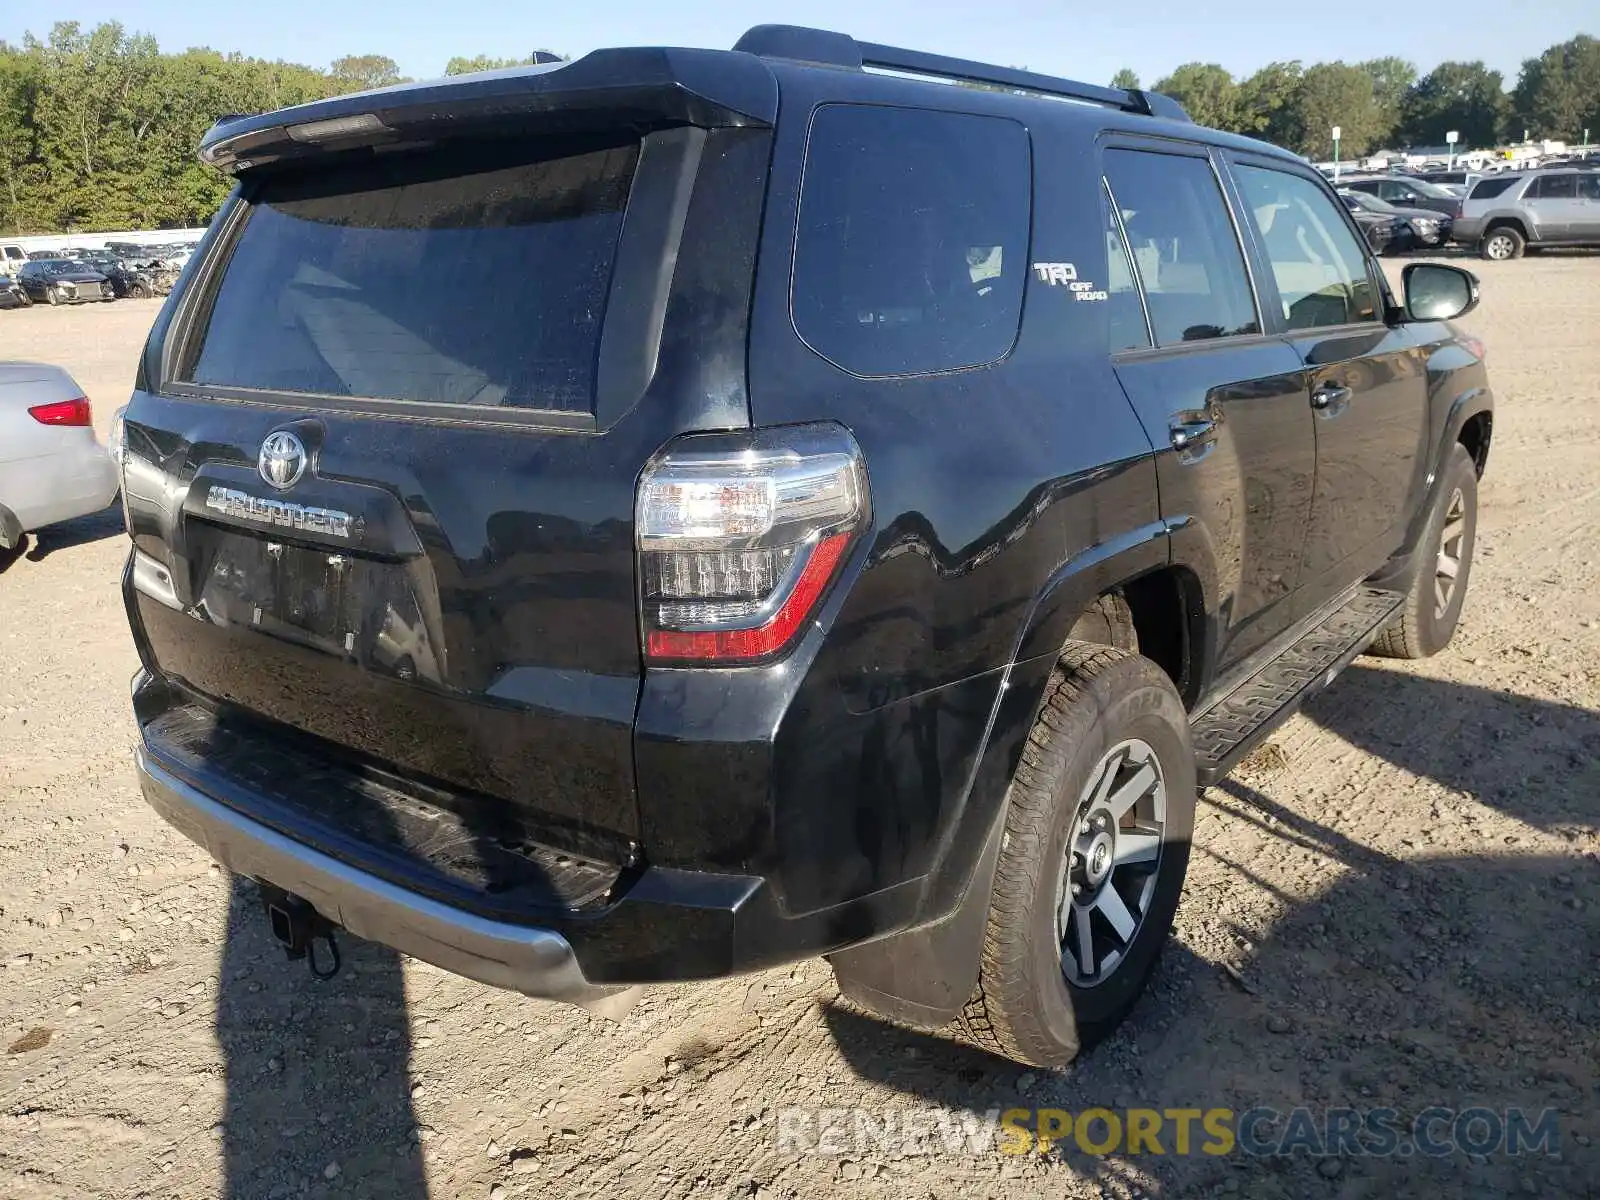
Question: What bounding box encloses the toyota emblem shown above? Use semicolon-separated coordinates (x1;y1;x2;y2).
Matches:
258;430;307;489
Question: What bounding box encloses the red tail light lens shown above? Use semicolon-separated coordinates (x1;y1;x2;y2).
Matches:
637;423;868;665
28;396;92;427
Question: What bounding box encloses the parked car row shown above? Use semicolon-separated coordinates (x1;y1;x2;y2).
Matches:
1;241;192;310
1334;166;1600;260
69;248;184;298
1338;188;1452;255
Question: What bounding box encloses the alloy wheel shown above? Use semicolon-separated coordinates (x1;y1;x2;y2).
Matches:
1434;487;1467;619
1056;738;1167;988
1484;234;1515;260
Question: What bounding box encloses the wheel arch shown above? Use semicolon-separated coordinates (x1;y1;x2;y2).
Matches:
1438;386;1493;480
1483;215;1530;241
830;525;1211;1027
1457;409;1492;477
1373;383;1493;593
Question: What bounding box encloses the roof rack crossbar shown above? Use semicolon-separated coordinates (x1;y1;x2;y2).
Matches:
732;25;1191;123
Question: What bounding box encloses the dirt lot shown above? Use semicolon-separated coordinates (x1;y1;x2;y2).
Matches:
1;262;1597;1200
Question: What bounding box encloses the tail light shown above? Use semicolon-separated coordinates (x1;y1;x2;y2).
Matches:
108;405;128;463
29;396;92;427
637;422;868;664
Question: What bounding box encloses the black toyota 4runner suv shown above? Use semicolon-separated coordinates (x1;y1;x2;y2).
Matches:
122;26;1494;1067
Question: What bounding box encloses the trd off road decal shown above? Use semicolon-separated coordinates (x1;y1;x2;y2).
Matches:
1031;262;1108;302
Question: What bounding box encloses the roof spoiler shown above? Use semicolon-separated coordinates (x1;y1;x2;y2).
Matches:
199;47;778;172
733;24;1191;122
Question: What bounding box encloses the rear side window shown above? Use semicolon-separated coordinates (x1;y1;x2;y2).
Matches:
1529;174;1577;199
184;138;640;412
1103;149;1259;347
1468;176;1521;200
792;105;1029;377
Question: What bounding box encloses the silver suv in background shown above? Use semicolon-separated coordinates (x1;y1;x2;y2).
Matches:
1455;168;1600;260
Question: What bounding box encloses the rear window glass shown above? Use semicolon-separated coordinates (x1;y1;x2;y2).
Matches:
792;105;1030;377
184;138;639;412
1468;177;1520;200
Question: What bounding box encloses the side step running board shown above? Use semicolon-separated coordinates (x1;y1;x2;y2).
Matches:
1190;588;1404;786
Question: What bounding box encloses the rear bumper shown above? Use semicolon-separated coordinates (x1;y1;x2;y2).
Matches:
130;669;927;993
136;747;632;1008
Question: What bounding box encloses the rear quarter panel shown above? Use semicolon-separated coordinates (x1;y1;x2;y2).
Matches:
734;72;1159;915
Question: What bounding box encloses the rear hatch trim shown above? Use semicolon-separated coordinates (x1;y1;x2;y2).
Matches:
199;48;778;171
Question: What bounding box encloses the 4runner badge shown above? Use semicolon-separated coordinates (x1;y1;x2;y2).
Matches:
205;486;354;540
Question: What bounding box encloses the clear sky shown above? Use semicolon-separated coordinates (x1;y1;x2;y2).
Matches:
4;1;1594;88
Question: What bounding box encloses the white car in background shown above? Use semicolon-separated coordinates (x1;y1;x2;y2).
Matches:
0;362;120;552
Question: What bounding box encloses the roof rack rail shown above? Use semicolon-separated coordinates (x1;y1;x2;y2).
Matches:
732;25;1191;123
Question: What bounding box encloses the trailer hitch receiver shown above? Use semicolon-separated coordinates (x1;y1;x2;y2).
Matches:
260;884;342;980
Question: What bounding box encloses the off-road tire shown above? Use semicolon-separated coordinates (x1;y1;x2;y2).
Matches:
955;643;1195;1066
1370;443;1478;659
46;287;61;306
129;281;151;299
1480;226;1524;261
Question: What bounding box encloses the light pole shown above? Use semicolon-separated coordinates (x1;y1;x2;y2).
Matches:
1446;129;1458;170
1332;125;1342;179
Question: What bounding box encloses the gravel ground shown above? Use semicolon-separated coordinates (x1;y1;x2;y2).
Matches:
1;260;1597;1200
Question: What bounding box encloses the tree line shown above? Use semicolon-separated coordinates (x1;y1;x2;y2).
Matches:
0;22;562;234
0;21;1595;235
1112;35;1598;162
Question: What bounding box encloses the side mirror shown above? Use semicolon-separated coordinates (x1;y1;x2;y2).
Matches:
1403;263;1480;321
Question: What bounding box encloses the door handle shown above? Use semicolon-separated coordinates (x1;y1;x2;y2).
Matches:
1168;415;1217;451
1310;383;1352;413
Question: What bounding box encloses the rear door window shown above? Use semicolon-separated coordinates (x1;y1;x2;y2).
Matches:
1102;149;1259;347
791;105;1030;377
1102;183;1151;353
183;137;640;413
1529;173;1577;200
